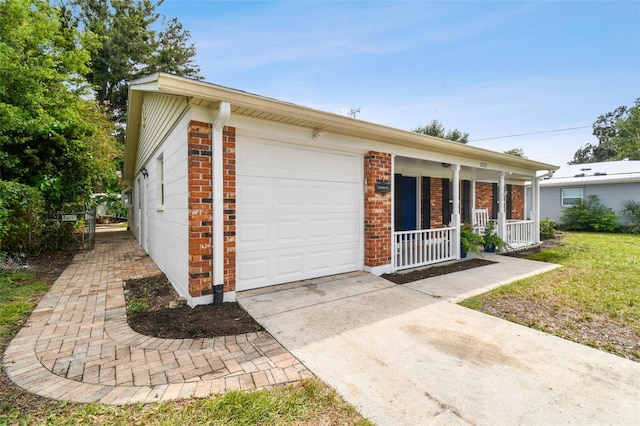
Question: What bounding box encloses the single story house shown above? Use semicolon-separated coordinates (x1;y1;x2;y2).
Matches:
525;160;640;224
122;73;558;306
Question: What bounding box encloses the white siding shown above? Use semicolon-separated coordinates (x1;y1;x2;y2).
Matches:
539;182;640;224
136;93;189;173
133;112;190;302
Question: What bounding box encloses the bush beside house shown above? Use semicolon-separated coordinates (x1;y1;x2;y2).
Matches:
0;181;45;255
560;195;619;232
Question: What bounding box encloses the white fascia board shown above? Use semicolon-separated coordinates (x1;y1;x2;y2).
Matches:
130;73;558;176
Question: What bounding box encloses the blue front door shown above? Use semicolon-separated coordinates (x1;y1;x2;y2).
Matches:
394;174;417;231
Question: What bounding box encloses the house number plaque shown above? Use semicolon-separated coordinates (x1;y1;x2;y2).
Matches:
375;181;391;194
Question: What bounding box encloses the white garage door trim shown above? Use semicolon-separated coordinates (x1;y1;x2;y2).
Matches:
236;138;363;291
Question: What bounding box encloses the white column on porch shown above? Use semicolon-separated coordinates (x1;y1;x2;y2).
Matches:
497;171;506;239
452;164;461;258
532;175;541;244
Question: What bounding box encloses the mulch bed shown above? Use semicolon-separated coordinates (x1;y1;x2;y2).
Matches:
382;258;497;284
124;275;263;339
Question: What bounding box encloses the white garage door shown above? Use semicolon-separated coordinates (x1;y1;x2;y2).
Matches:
236;139;362;291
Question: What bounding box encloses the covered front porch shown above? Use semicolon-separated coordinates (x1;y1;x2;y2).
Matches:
392;155;544;272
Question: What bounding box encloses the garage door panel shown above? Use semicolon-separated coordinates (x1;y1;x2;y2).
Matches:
239;213;359;251
236;242;361;291
238;184;269;208
237;140;362;291
277;221;304;243
238;139;361;183
240;222;269;243
238;258;269;282
239;177;360;213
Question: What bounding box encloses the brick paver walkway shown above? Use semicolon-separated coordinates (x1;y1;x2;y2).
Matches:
3;228;311;405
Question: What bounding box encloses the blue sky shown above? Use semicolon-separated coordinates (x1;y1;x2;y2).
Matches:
158;0;640;166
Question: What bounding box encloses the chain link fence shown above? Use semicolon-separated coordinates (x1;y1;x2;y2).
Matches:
44;207;97;252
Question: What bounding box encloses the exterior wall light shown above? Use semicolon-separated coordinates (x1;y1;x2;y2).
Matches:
141;167;149;179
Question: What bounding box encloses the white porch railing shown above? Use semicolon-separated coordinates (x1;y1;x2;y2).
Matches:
505;220;535;250
394;227;456;271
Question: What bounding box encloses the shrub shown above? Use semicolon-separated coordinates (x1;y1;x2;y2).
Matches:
0;181;45;254
38;219;80;252
540;218;556;239
560;195;619;232
621;199;640;234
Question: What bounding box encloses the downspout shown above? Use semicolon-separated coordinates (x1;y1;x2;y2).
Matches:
211;101;231;304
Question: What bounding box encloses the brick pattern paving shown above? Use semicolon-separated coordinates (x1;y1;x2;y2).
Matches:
3;228;312;405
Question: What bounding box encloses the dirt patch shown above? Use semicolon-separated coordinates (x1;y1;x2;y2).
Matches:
467;233;640;362
124;275;263;339
475;295;640;362
27;252;76;283
382;258;497;284
503;234;565;258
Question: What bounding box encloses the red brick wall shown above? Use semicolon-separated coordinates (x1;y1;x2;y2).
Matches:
430;178;444;228
364;152;392;268
510;185;524;220
475;182;494;214
186;123;237;298
222;126;236;292
187;121;213;297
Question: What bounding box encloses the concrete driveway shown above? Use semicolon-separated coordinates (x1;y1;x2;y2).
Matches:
238;255;640;425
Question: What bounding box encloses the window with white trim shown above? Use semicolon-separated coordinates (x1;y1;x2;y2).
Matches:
561;188;582;206
157;153;164;209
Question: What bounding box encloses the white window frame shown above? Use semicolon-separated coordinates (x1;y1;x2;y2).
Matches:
561;188;582;207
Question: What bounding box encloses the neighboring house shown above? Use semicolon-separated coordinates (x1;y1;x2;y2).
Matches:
122;73;558;306
525;160;640;225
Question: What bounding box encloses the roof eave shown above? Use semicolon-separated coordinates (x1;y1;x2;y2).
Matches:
123;73;559;182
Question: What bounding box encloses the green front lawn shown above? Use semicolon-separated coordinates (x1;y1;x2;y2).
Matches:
461;232;640;360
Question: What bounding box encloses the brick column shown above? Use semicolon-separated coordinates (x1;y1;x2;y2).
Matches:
511;185;524;219
475;182;494;211
430;179;444;228
188;121;213;297
222;126;236;293
364;151;392;269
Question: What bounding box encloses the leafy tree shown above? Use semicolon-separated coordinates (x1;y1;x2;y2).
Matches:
0;0;119;209
571;98;640;164
503;148;526;158
413;120;469;143
65;0;202;123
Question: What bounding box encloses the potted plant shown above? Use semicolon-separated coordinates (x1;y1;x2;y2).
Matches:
483;220;509;253
460;223;484;257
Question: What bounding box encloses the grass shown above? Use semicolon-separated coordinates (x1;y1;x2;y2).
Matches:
125;298;150;315
0;272;49;340
5;379;371;425
461;232;640;354
0;268;372;426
